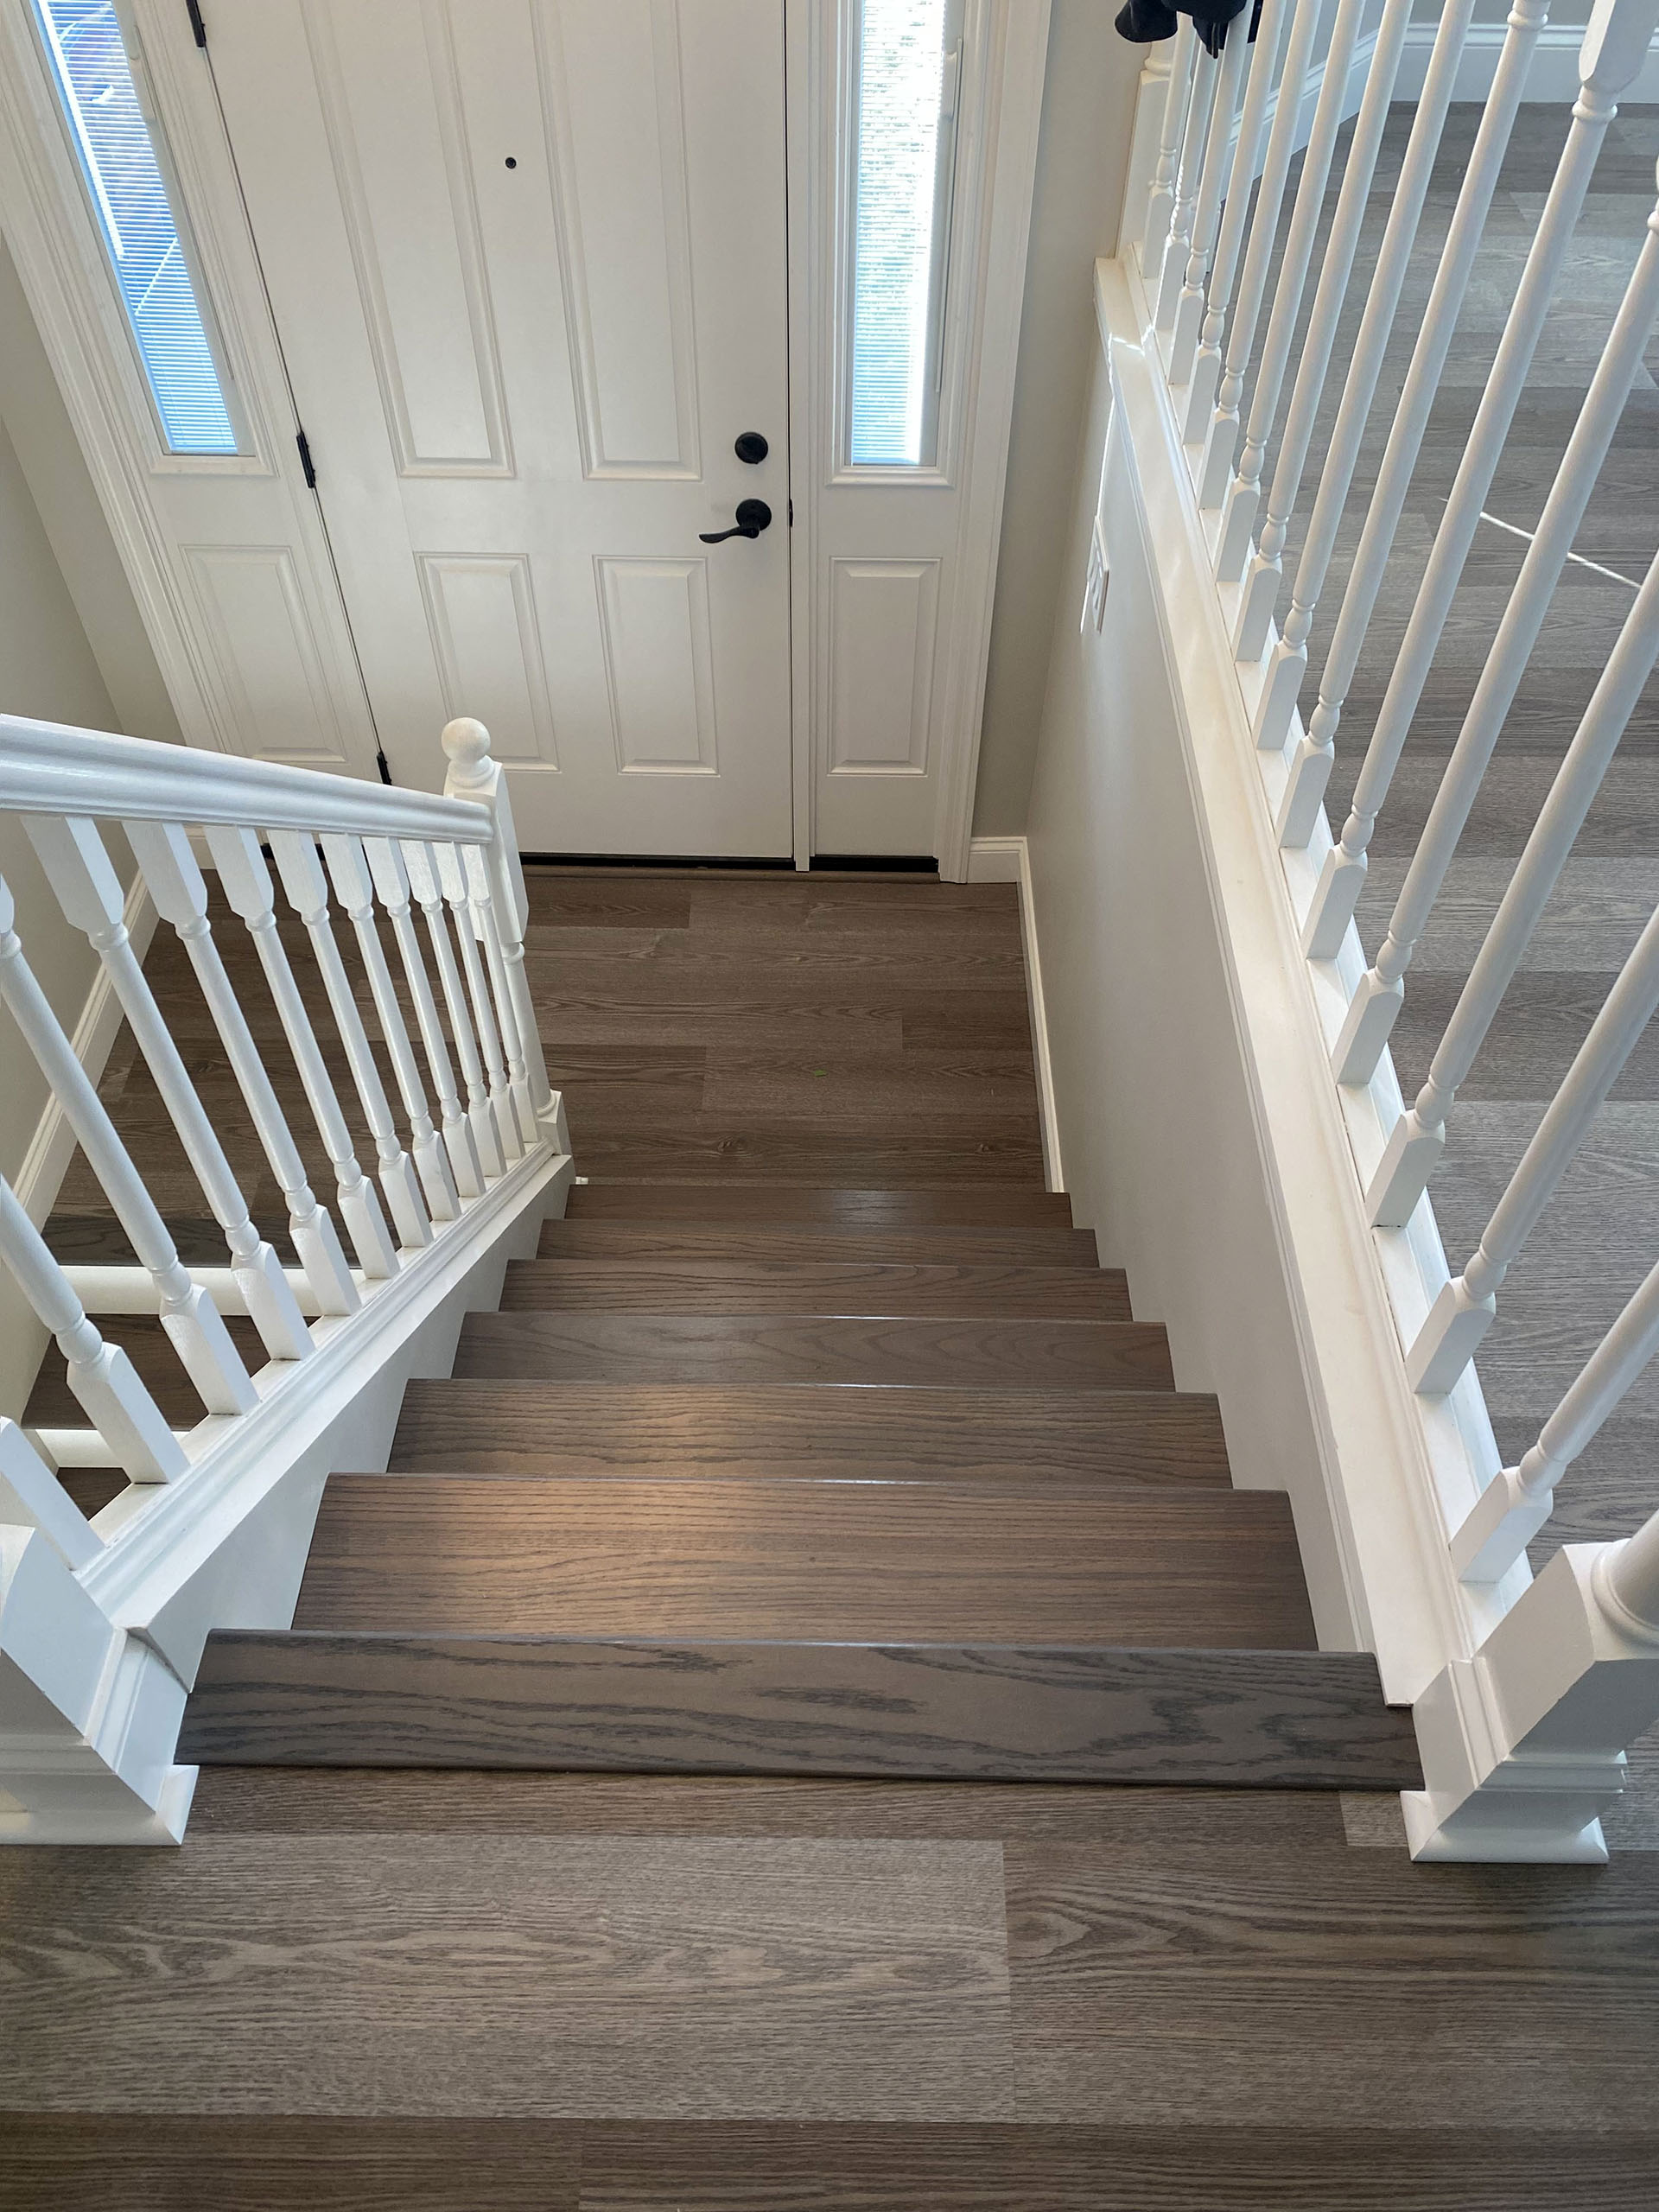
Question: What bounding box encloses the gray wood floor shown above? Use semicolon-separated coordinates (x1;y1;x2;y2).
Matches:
1272;103;1659;1846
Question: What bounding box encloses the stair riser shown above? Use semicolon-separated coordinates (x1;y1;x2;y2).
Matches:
499;1262;1132;1319
182;1634;1421;1789
455;1315;1175;1390
537;1225;1102;1265
565;1187;1074;1227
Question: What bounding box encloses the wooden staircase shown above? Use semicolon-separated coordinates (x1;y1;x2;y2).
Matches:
179;1182;1420;1789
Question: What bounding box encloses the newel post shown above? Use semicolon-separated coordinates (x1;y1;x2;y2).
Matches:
1404;1531;1659;1861
440;719;569;1156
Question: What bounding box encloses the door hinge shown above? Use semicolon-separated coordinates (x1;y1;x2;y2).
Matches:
186;0;207;48
296;429;317;489
375;748;394;786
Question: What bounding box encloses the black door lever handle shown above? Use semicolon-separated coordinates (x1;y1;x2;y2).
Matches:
700;498;772;544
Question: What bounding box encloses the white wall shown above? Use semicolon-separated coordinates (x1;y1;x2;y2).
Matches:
1020;334;1357;1649
972;3;1142;836
0;396;129;1418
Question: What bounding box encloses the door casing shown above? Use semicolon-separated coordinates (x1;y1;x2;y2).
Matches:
0;0;1051;877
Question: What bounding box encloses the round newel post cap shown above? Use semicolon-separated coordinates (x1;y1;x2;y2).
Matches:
441;718;493;785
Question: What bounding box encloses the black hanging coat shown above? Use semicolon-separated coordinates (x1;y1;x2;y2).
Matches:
1115;0;1259;60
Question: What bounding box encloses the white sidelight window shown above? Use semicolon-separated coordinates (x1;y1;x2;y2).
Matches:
845;0;963;469
30;0;239;454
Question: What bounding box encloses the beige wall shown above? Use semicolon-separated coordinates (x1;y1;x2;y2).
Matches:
973;3;1143;836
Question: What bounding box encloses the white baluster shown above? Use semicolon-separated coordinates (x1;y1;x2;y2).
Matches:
363;837;484;1200
435;841;523;1165
0;1417;101;1567
25;816;312;1364
1167;13;1249;389
1198;0;1325;512
1142;22;1198;289
1268;0;1506;830
0;870;255;1414
0;1172;187;1480
124;820;359;1317
270;830;432;1251
1405;902;1659;1395
1370;546;1659;1231
1453;1254;1659;1583
1234;0;1421;677
1122;41;1177;259
1183;0;1292;446
203;824;399;1281
442;719;566;1153
1301;0;1555;957
1156;48;1219;336
401;838;505;1181
1337;164;1659;1093
321;835;460;1224
461;843;537;1152
1214;0;1370;583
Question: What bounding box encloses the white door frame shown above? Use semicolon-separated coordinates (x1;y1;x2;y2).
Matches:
784;0;1050;878
0;0;382;779
0;0;1049;868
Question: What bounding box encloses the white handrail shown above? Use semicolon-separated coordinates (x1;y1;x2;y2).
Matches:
0;715;491;841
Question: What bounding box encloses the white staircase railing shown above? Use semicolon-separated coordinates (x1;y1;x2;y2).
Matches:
1120;0;1659;1858
0;716;569;1843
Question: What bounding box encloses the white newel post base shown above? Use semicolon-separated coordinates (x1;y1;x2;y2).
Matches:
1404;1546;1659;1862
0;1525;194;1845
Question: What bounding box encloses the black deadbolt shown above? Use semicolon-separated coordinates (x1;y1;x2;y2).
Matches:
734;430;769;464
700;498;773;544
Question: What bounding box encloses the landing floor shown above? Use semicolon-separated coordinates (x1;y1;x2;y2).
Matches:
4;870;1659;2202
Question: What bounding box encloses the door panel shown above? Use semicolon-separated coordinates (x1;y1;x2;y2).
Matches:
208;0;793;857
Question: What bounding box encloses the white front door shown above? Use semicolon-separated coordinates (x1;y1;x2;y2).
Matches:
206;0;795;858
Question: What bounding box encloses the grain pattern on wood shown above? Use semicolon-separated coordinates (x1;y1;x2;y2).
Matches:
454;1313;1175;1390
1007;1842;1659;2126
499;1261;1133;1319
569;2121;1659;2210
387;1382;1232;1485
7;2114;1658;2211
565;1186;1074;1226
181;1634;1421;1787
0;1835;1011;2120
0;2118;582;2212
537;1224;1103;1265
188;1769;1347;1847
295;1478;1317;1647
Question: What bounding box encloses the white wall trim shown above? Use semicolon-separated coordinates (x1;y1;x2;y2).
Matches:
13;873;156;1229
969;832;1063;1192
1395;20;1659;104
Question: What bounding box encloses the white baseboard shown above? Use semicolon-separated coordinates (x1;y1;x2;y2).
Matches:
1395;21;1659;103
13;874;157;1228
968;834;1064;1192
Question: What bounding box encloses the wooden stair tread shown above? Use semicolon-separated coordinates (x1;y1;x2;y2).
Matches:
295;1476;1315;1646
454;1312;1175;1389
537;1222;1101;1264
181;1632;1420;1788
499;1259;1132;1319
390;1380;1231;1484
564;1185;1074;1226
